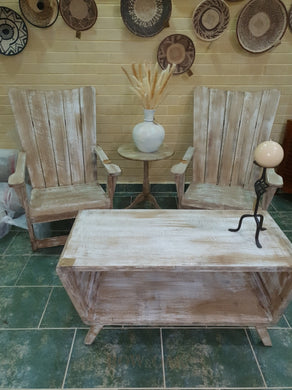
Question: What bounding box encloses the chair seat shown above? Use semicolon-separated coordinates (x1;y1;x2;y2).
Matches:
181;183;255;210
30;182;110;221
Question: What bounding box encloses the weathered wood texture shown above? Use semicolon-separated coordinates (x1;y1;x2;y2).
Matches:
1;0;292;184
8;87;121;250
57;209;292;346
171;86;283;209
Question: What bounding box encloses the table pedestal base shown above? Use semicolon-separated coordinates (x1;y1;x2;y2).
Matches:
117;144;174;209
126;160;160;209
126;192;160;209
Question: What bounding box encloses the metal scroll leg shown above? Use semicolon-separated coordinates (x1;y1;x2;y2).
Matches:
254;214;266;249
84;324;103;345
256;327;272;346
229;214;253;233
229;167;269;248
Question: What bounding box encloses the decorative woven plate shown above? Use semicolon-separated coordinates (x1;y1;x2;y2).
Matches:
289;6;292;31
0;7;28;56
157;34;195;75
236;0;288;53
19;0;59;28
192;0;230;41
120;0;172;38
60;0;97;33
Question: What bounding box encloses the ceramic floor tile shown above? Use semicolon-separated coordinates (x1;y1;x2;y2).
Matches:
0;329;74;388
65;328;163;388
271;194;292;211
0;230;17;255
40;287;84;328
113;195;132;209
36;245;64;255
154;195;177;209
151;183;177;193
283;230;292;242
16;255;62;286
0;254;29;286
248;328;292;387
116;184;142;193
163;328;264;388
272;314;290;328
4;231;34;255
283;301;292;326
0;287;51;328
270;211;292;231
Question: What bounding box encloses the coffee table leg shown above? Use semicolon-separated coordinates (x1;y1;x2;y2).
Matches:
256;327;272;346
85;324;103;345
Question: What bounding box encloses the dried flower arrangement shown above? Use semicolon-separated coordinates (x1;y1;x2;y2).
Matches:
121;63;176;110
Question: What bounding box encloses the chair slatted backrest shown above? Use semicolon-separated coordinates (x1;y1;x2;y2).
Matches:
9;86;97;189
193;86;280;189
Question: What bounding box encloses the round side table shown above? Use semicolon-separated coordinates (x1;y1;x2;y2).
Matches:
118;143;174;209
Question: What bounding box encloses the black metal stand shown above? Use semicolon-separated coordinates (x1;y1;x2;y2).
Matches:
229;167;268;248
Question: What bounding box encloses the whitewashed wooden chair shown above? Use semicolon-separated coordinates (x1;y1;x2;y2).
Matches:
8;86;121;250
171;86;283;210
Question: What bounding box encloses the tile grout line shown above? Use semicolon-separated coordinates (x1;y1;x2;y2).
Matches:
14;254;32;286
1;231;18;256
160;328;166;388
37;286;54;328
245;329;267;388
282;314;291;328
61;327;77;389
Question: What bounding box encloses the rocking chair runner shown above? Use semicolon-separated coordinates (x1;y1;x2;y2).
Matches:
8;86;121;250
171;86;283;210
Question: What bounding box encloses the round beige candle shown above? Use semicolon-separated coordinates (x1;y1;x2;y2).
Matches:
254;140;284;168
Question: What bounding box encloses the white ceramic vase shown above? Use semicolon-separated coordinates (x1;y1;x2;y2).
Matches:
132;109;165;153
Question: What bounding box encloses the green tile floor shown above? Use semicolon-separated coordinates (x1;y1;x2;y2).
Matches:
0;185;292;389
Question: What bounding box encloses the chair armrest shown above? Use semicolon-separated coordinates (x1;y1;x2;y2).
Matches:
265;168;283;187
8;152;26;187
171;146;194;176
94;145;121;176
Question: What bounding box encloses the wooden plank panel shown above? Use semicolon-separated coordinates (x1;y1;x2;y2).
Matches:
45;90;72;186
205;88;226;184
80;86;96;183
8;89;45;188
219;90;245;186
28;90;59;187
63;89;85;184
246;89;281;188
60;210;292;271
59;270;271;326
193;86;209;182
231;91;262;187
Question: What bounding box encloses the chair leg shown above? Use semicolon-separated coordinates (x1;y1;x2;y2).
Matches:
85;324;103;345
13;184;39;251
25;216;38;251
256;327;272;346
174;174;185;209
107;175;118;208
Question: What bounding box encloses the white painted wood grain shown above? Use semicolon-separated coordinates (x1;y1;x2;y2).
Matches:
59;209;292;271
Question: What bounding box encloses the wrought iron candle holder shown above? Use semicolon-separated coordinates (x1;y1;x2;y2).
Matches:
229;140;284;249
229;166;268;248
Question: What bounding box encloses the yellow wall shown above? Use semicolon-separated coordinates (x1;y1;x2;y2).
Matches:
1;0;291;183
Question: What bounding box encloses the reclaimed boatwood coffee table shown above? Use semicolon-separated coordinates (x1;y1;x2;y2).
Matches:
56;209;292;346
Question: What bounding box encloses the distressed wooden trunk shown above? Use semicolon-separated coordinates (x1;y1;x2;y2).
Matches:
57;210;292;346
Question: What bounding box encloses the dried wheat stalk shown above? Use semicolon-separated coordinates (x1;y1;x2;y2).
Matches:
121;62;176;109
